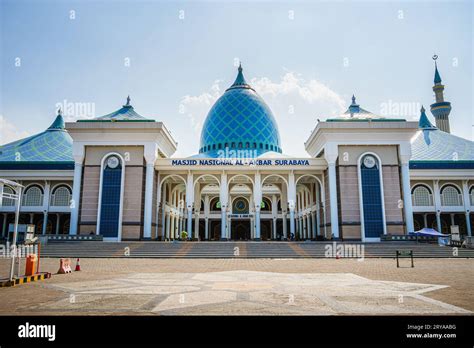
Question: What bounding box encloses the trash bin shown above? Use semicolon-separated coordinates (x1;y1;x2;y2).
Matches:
25;254;38;276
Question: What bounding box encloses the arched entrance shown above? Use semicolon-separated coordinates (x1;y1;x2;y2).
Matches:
232;221;251;240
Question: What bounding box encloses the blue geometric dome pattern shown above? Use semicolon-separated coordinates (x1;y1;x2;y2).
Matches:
199;65;282;157
0;113;73;166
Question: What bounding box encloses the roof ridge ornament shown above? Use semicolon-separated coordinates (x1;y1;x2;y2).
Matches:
123;95;132;108
351;94;357;105
418;104;437;130
433;55;442;85
47;108;66;131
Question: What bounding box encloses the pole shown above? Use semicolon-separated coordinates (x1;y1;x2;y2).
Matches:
9;186;22;281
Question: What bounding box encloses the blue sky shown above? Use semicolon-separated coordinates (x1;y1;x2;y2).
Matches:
1;0;472;157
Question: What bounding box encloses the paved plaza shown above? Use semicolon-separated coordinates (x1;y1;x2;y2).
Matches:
0;258;472;315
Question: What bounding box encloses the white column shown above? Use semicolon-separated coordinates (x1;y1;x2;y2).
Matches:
272;195;277;239
462;180;472;236
288;171;296;239
165;212;171;240
175;215;179;239
220;172;228;240
433;180;442;232
282;212;287;239
254;172;262;240
169;213;175;240
204;195;210;240
327;163;339;238
325;143;339;239
185;172;194;239
41;181;51;235
194;212;200;241
143;163;155;239
69;146;84;235
315;183;321;237
423;214;428;228
153;173;161;239
281;183;288;239
400;161;414;233
160;182;166;240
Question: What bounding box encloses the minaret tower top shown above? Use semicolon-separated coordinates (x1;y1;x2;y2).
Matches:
429;55;452;133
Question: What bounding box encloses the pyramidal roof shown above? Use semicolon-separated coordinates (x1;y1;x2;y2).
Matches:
78;96;155;122
327;95;404;122
0;110;74;169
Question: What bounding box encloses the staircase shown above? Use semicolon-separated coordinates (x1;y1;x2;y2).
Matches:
39;241;474;259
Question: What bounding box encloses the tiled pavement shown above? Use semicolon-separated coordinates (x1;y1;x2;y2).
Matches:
0;258;473;315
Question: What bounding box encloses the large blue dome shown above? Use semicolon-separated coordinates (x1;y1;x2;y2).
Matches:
199;65;282;157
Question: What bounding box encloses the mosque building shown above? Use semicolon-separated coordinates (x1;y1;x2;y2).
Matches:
0;60;473;242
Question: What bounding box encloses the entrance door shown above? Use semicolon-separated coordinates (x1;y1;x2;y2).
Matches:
231;220;250;240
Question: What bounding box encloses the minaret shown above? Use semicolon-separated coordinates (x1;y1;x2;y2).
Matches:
429;55;452;133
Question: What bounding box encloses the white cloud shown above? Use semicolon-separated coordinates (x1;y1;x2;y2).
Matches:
179;79;221;134
176;72;346;157
251;72;346;111
0;115;30;145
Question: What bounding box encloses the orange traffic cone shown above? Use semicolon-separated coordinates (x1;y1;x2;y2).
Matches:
75;258;81;271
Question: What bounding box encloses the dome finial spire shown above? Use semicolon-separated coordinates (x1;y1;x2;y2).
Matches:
351;94;356;105
433;55;442;84
48;108;66;130
227;62;251;90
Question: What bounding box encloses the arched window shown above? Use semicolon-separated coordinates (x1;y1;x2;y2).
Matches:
51;185;72;206
359;154;385;239
2;186;15;206
411;185;433;206
441;185;462;206
210;197;221;211
23;185;43;206
232;197;249;214
99;154;124;238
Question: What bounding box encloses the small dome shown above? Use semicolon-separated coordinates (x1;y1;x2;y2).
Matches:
199;64;282;157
